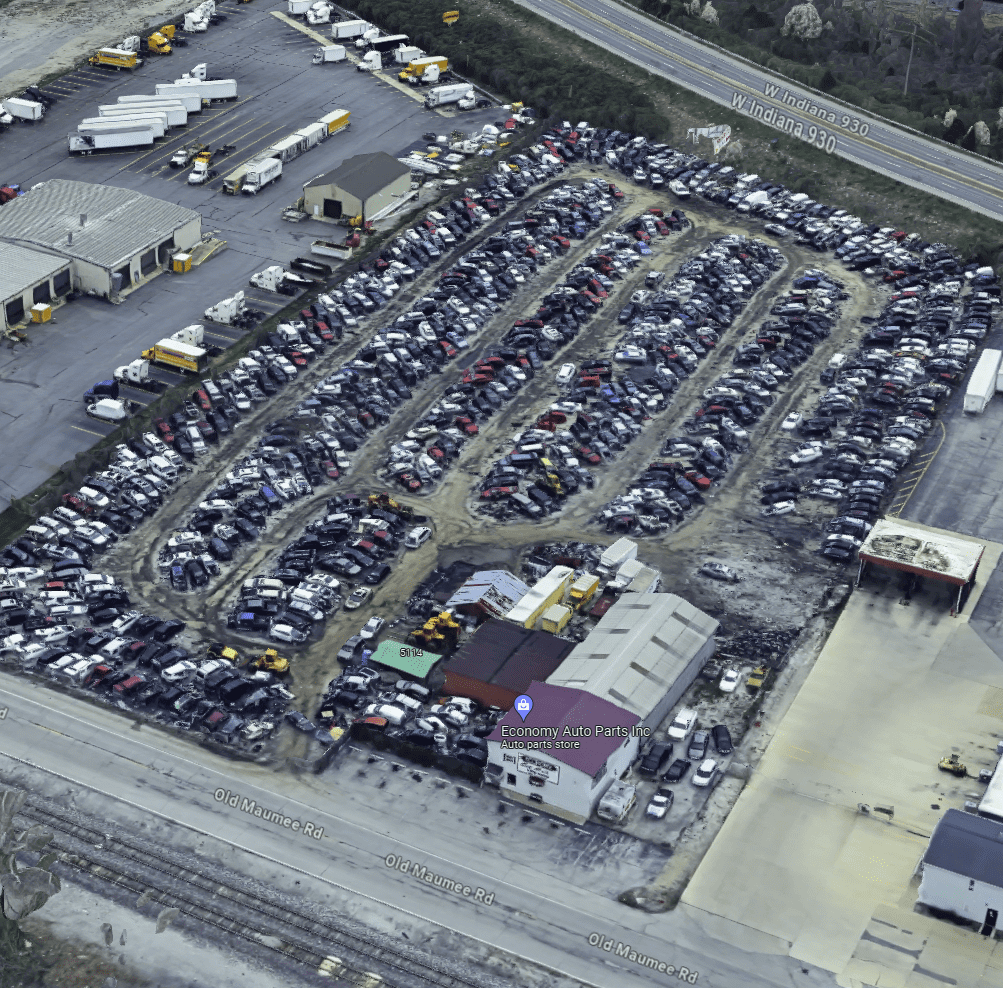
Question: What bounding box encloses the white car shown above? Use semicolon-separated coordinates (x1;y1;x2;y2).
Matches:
692;758;719;787
161;660;197;683
270;623;307;644
359;616;385;640
762;501;797;517
34;625;72;645
719;668;740;693
555;363;576;386
404;526;433;550
789;448;822;466
49;603;88;617
344;587;372;611
645;789;674;819
781;412;803;432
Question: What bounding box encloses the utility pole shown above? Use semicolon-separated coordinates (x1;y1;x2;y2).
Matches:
888;21;933;97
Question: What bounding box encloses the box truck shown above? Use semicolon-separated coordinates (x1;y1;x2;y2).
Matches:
2;98;44;121
965;348;1002;413
80;115;166;138
242;158;282;195
331;19;370;40
156;79;237;102
358;33;409;52
142;340;208;374
100;103;186;127
68;127;156;155
424;84;473;108
119;92;202;113
393;45;425;65
312;44;346;64
399;56;447;84
318;109;350;135
222;156;266;195
357;52;382;72
306;1;335;24
88;48;141;71
265;135;307;163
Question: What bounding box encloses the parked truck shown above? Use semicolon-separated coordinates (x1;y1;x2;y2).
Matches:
330;19;371;40
287;0;312;12
358;33;409;52
171;325;204;347
393;45;425;65
184;11;209;32
399;56;448;84
68;128;155;154
294;122;326;149
265;135;306;163
204;292;246;324
250;266;314;293
142;339;208;374
144;31;173;55
155;79;237;102
312;44;346;64
88;48;141;71
596;781;636;823
306;1;335;25
424;83;473;108
2;98;45;122
242;157;282;194
221;156;264;194
119;92;202;113
357;51;382;72
81;114;166;138
100;103;185;127
965;348;1002;413
113;359;159;389
318;109;350;135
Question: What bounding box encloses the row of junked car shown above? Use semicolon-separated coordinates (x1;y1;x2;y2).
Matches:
592;236;786;532
379;178;634;490
767;270;999;560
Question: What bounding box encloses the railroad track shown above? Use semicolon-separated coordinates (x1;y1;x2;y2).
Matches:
16;793;501;988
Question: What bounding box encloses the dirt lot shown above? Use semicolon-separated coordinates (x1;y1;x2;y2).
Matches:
88;162;890;772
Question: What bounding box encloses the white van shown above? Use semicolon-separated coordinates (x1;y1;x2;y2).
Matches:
149;455;178;483
365;703;408;726
667;708;698;740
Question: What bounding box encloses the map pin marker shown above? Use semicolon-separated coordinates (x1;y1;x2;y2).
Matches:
514;694;533;722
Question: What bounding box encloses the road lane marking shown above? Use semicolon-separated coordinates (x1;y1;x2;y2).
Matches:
69;424;105;437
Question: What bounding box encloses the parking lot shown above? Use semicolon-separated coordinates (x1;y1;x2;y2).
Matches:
0;0;497;509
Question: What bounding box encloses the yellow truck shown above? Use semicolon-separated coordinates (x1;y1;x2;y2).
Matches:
141;339;208;374
88;48;142;71
146;31;172;55
317;109;350;136
399;56;448;85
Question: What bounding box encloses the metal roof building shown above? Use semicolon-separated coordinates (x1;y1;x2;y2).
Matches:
445;570;529;623
303;152;410;223
442;618;576;710
0;242;71;331
368;640;440;681
548;593;718;730
855;518;986;615
919;809;1003;928
0;180;201;299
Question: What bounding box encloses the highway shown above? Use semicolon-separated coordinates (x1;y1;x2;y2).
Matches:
516;0;1003;222
0;675;833;988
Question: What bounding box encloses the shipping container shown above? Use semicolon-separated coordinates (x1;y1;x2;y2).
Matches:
317;109;350;135
119;92;202;113
966;348;1001;413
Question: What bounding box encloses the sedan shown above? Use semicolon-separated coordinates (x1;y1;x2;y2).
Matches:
359;616;385;640
762;501;796;516
555;363;576;385
692;758;719;787
698;562;739;582
662;758;691;783
639;740;674;775
711;724;733;755
719;668;740;693
781;412;803;431
645;788;675;819
344;587;372;611
789;448;822;466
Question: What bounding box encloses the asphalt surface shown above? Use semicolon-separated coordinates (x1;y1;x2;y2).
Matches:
516;0;1003;221
0;0;498;511
0;674;838;988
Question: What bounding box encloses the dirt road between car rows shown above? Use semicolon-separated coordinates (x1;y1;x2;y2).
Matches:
94;163;885;755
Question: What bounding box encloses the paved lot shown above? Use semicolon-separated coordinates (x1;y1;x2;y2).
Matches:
680;524;1003;987
0;0;498;510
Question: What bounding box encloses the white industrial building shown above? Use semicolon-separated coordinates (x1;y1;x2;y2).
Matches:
0;242;71;331
548;593;718;731
918;809;1003;931
485;681;640;822
0;180;201;300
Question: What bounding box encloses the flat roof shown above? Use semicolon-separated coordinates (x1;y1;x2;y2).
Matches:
487;681;639;775
979;756;1003;821
548;593;718;718
924;808;1003;887
0;242;68;303
859;518;985;586
368;640;439;679
0;179;199;270
442;618;575;709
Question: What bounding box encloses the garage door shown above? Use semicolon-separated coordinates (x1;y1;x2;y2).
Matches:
32;282;51;304
140;249;156;275
323;198;342;219
5;297;24;326
53;270;70;296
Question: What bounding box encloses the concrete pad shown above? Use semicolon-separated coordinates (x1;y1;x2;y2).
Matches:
680;526;1003;985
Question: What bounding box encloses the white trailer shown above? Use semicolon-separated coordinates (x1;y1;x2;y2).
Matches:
119;92;203;113
965;348;1002;413
242;157;282;195
312;44;346;64
100;103;186;127
222;156;267;195
3;98;44;122
80;115;166;138
287;0;312;13
156;79;237;102
68;128;156;155
266;134;307;162
331;19;371;40
294;121;326;149
424;83;473;108
394;45;425;64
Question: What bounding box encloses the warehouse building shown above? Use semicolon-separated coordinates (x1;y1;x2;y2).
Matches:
303;152;411;223
548;593;718;732
485;681;640;822
0;242;71;331
445;570;529;623
368;640;439;683
0;180;201;299
442;619;576;710
918;809;1003;932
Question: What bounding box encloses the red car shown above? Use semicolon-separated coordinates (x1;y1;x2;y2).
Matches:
551;235;570;250
633;230;650;243
455;416;478;435
397;472;422;492
655;220;670;236
285;352;308;367
648;207;664;218
193;388;211;412
320;460;340;480
358;411;376;429
578;447;601;465
684;470;712;490
154;417;174;443
439;341;458;358
61;493;92;515
480;486;517;499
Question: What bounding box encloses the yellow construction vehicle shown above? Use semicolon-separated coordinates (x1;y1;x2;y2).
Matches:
207;642;241;663
368;491;415;520
938;753;967;777
249;649;289;675
409;611;460;652
746;666;767;691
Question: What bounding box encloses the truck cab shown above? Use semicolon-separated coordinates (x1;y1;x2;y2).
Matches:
188;152;215;184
